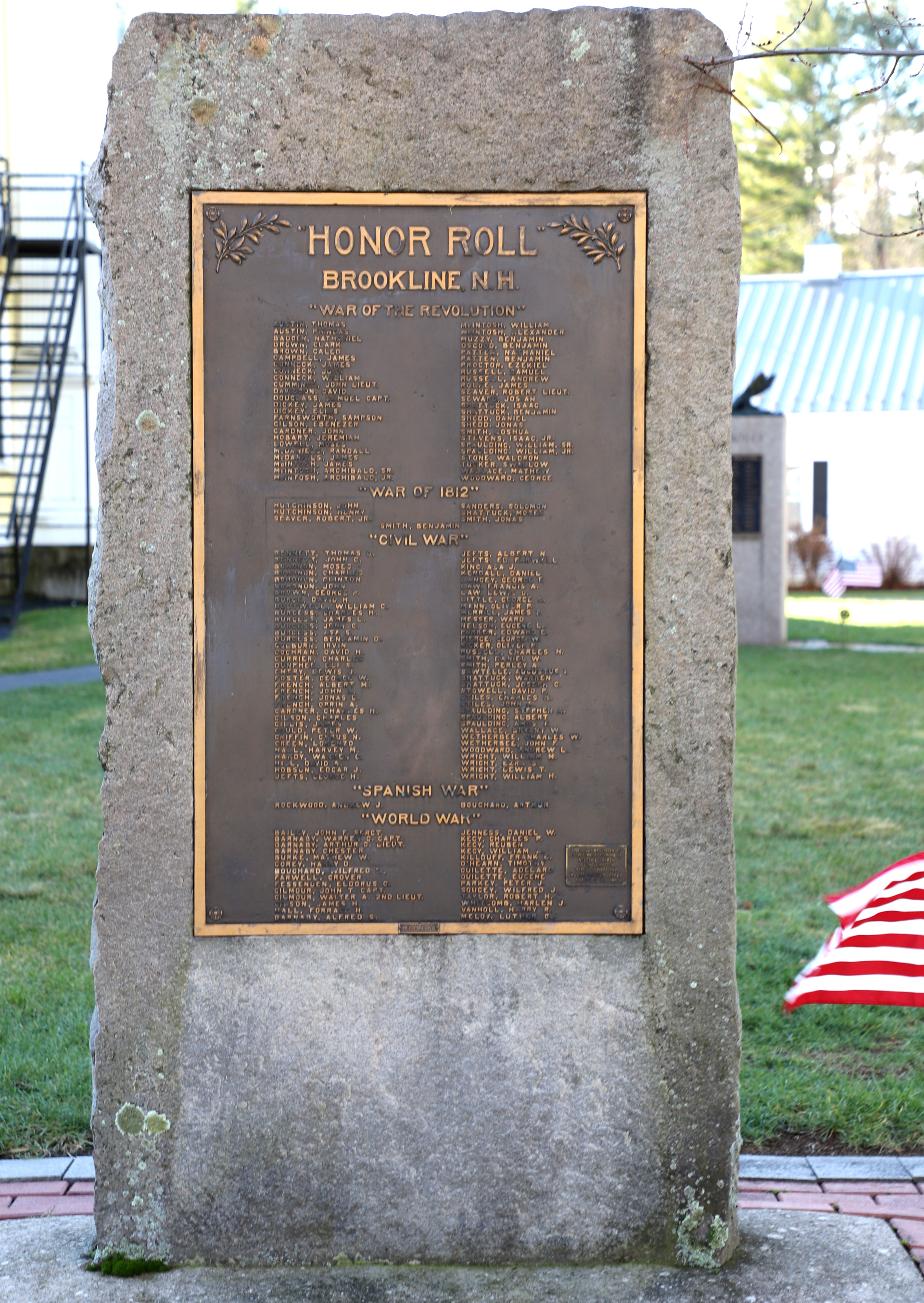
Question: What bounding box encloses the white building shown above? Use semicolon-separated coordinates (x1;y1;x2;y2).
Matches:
0;0;117;607
736;238;924;582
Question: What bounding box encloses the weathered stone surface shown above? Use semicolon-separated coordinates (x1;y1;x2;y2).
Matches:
739;1154;816;1182
809;1155;915;1181
4;1212;924;1302
0;1158;71;1181
88;7;740;1266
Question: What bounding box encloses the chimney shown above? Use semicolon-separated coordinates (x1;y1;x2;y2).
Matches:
802;232;842;280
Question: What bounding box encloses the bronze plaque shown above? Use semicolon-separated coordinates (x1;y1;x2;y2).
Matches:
565;845;629;890
192;192;645;935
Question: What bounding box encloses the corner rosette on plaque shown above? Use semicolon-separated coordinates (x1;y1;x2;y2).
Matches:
548;214;626;270
205;208;291;273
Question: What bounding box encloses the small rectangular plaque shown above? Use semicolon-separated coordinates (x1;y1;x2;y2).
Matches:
565;845;629;888
192;191;645;935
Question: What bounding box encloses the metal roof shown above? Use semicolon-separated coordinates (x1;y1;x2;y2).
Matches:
735;269;924;413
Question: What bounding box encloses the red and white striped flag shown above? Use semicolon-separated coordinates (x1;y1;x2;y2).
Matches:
847;561;883;589
784;853;924;1010
821;566;846;598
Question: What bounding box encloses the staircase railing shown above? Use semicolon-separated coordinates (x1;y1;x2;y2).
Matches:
0;163;95;634
0;164;10;252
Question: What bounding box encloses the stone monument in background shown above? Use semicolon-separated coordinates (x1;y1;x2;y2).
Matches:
732;412;787;645
88;7;740;1268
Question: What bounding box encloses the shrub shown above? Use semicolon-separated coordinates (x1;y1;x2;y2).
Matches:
864;537;921;589
790;523;833;590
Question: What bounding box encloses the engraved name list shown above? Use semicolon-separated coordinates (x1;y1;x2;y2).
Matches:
192;193;645;934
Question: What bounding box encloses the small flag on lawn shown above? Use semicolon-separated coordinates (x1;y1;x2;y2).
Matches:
784;853;924;1010
821;566;846;598
842;559;884;589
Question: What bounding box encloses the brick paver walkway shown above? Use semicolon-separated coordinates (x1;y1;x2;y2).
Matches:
2;1156;923;1280
740;1177;924;1279
0;1178;93;1219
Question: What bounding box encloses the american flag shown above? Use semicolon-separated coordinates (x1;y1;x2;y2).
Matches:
842;560;884;589
820;559;883;597
784;853;924;1010
821;566;846;598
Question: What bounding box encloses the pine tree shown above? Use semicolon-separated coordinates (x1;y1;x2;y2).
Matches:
733;0;922;273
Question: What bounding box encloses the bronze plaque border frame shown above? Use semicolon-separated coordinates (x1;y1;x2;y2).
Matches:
191;190;646;936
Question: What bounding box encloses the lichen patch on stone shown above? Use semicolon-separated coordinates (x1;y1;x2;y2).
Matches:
135;410;164;434
675;1186;730;1269
190;96;217;126
114;1103;145;1136
569;28;591;62
114;1102;171;1138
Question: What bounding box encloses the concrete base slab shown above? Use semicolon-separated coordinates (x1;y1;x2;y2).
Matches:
1;1211;921;1302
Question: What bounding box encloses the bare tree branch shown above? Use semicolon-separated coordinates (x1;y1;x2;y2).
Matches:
733;8;753;58
854;0;917;93
875;1;919;47
858;221;924;236
709;2;924;239
855;53;901;95
858;189;924;240
687;61;784;152
768;4;813;52
687;46;924;68
685;42;924;130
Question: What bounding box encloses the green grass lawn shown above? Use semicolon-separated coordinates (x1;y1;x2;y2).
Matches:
737;645;924;1152
787;590;924;646
0;683;102;1155
1;617;923;1155
0;605;94;674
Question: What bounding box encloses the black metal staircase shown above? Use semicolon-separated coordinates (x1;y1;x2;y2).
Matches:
0;163;94;635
